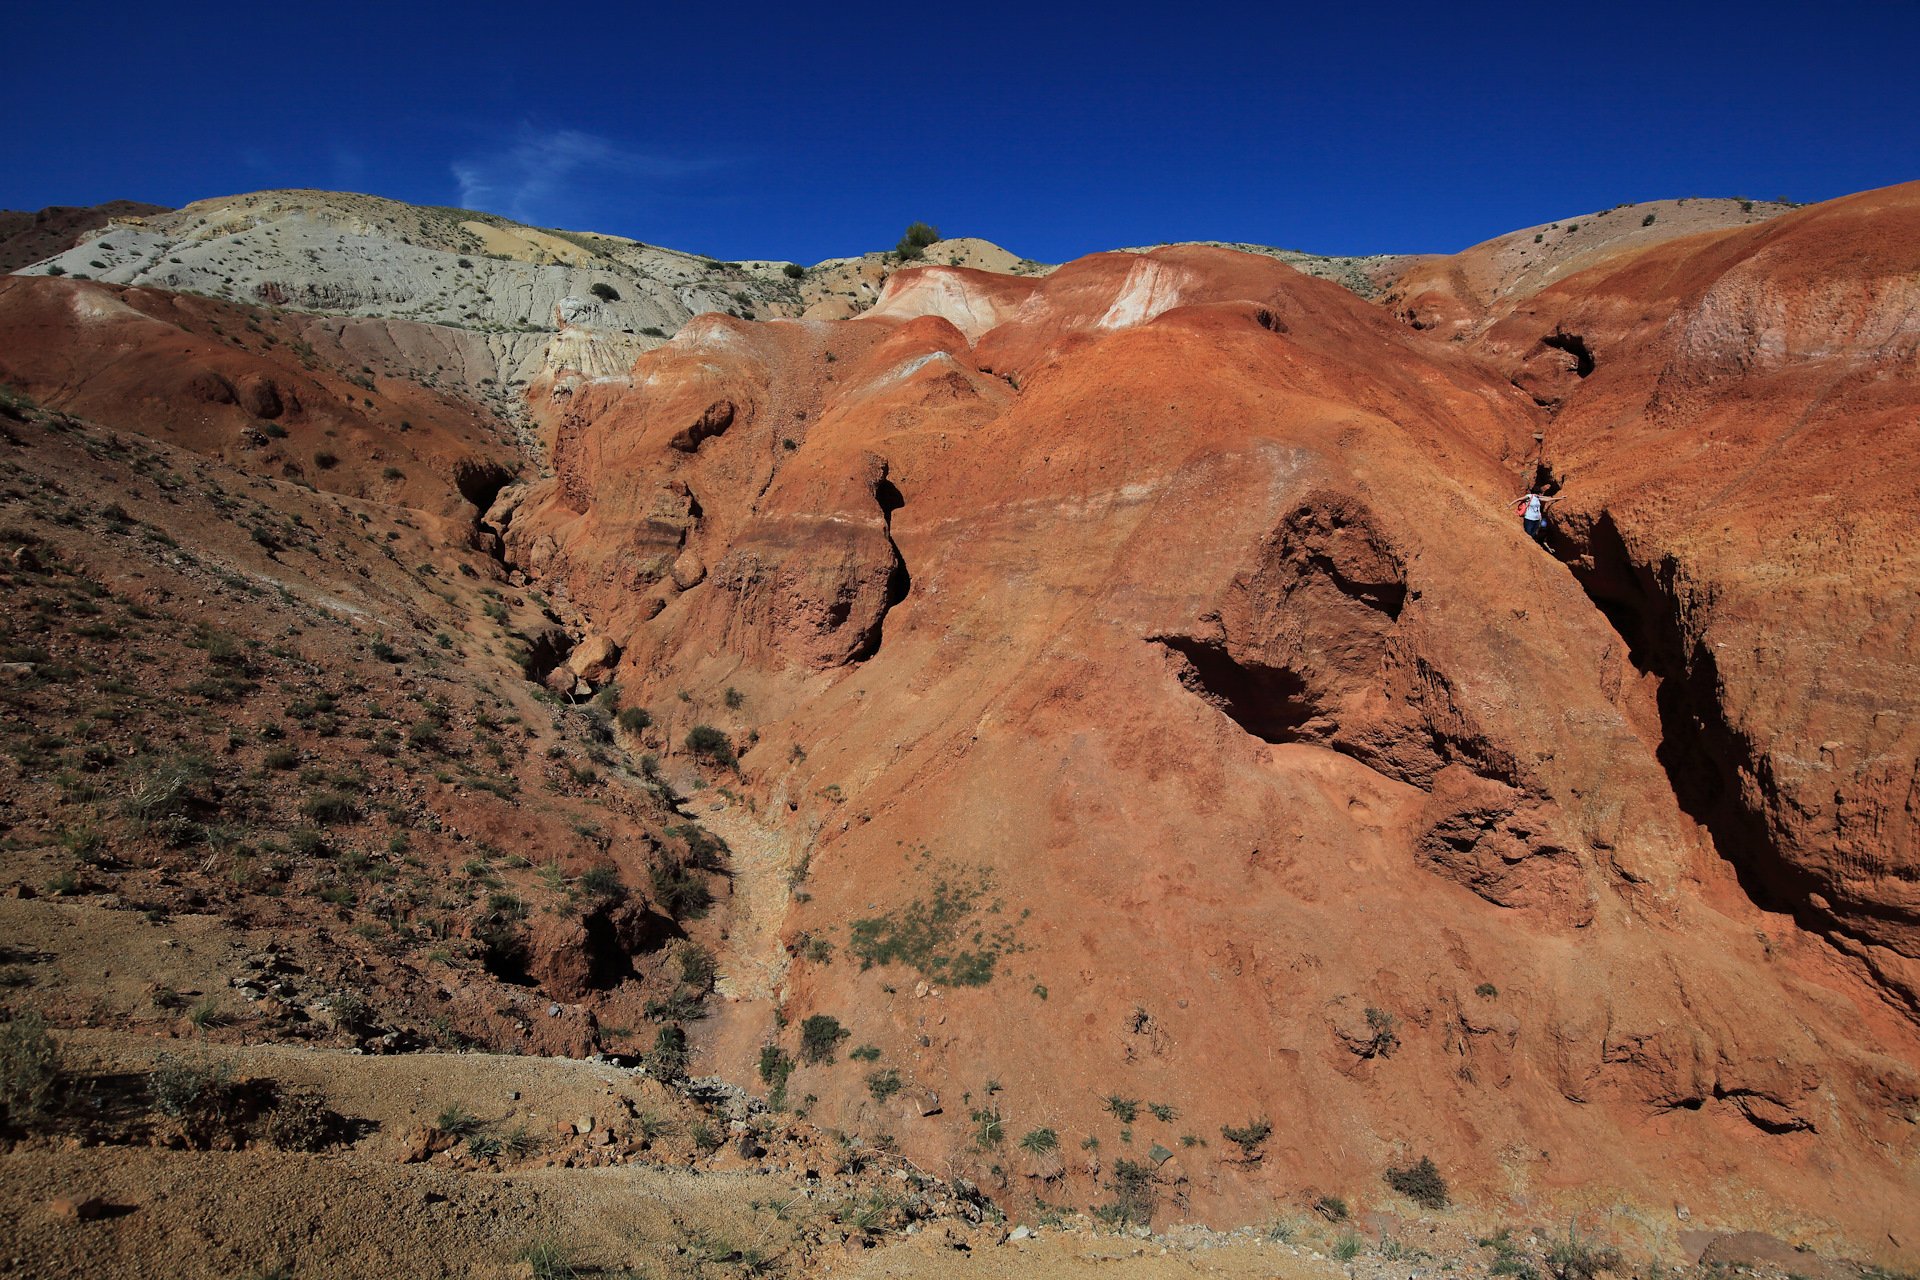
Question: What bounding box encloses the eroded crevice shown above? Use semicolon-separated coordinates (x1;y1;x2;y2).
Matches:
849;469;911;662
1305;551;1407;619
1565;511;1817;915
1541;331;1595;377
1151;636;1325;744
452;459;516;512
519;626;574;686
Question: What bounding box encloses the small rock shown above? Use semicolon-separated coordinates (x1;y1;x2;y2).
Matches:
547;1003;562;1018
48;1196;108;1222
1010;1225;1032;1241
574;1116;594;1135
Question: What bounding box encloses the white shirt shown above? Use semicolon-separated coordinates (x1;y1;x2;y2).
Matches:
1523;494;1544;520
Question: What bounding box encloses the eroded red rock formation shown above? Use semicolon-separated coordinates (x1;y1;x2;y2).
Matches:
501;195;1920;1246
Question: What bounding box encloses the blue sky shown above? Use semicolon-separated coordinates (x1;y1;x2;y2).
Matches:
4;0;1914;263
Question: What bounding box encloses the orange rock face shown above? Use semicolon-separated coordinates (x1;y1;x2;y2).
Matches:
506;220;1920;1250
0;276;516;518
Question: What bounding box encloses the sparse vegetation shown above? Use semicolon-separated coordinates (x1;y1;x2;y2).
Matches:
847;855;1022;987
684;724;736;767
895;221;940;261
799;1013;849;1064
149;1055;243;1145
866;1068;903;1102
1364;1005;1400;1057
0;1013;60;1127
1020;1126;1058;1155
514;1236;580;1280
1221;1117;1271;1158
265;1086;333;1151
1546;1226;1622;1280
435;1102;482;1137
970;1105;1004;1149
1096;1157;1155;1227
1384;1154;1449;1209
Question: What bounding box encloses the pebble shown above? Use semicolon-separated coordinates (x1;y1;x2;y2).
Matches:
47;1196;108;1222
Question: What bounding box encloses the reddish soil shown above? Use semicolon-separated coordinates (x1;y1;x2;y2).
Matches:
504;215;1920;1261
2;184;1916;1275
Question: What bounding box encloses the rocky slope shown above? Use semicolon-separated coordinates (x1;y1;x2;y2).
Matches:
496;211;1920;1259
2;182;1916;1273
0;200;170;273
1461;181;1920;1013
1383;196;1800;336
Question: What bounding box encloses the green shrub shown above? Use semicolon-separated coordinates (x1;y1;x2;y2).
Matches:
799;1014;848;1064
435;1102;482;1136
1020;1126;1058;1155
783;262;805;279
1364;1006;1400;1057
676;942;715;990
616;706;650;734
1384;1154;1448;1209
1546;1227;1622;1280
0;1013;60;1127
1314;1194;1349;1222
149;1055;241;1144
646;1025;689;1081
866;1068;902;1102
894;221;940;261
1332;1235;1363;1261
1221;1117;1271;1157
577;863;623;899
1097;1157;1154;1226
684;724;735;766
650;861;713;919
515;1236;579;1280
758;1044;794;1088
1104;1095;1138;1123
847;863;1019;987
300;790;360;824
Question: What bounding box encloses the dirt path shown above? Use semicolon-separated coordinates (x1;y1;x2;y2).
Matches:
698;793;810;1004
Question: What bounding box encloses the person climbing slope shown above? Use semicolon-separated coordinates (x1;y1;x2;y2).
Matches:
1513;486;1562;548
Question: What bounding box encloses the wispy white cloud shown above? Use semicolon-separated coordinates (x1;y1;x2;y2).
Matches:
451;125;720;227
